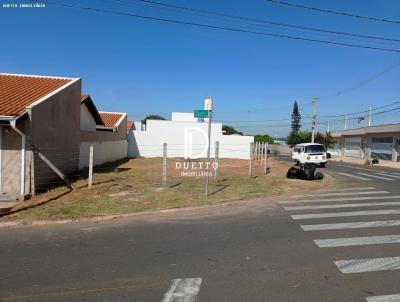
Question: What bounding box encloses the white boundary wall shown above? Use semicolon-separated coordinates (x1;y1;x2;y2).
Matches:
79;140;128;169
128;120;253;159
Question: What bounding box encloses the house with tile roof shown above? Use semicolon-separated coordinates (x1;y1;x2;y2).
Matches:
79;107;129;169
0;73;130;200
0;73;82;199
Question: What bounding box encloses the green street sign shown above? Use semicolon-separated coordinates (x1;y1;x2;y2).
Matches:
194;109;209;118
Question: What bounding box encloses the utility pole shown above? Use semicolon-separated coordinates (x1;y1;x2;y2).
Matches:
368;107;372;127
344;116;348;130
205;97;213;197
327;120;330;133
311;97;318;143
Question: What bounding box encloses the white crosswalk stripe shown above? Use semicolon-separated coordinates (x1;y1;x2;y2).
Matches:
162;278;202;302
314;235;400;248
338;172;371;180
284;201;400;211
294;190;388;198
357;172;395;181
374;173;400;179
281;187;400;299
279;195;400;204
366;294;400;301
316;187;376;192
301;220;400;231
291;209;400;220
335;257;400;273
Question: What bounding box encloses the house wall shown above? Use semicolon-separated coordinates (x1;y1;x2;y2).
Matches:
1;127;21;194
128;119;253;159
80;103;97;131
0;123;33;196
79;116;128;169
30;79;82;189
79;140;128;168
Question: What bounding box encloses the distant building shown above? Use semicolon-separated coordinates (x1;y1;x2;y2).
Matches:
128;105;254;160
331;124;400;162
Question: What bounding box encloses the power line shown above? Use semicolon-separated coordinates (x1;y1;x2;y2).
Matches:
319;101;400;118
217;101;400;125
320;60;400;100
131;0;400;43
265;0;400;25
38;0;400;53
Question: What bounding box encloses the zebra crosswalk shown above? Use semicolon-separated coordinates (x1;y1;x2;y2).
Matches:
338;170;400;182
281;187;400;301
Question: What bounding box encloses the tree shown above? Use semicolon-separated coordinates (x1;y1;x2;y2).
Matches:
287;101;304;147
222;125;243;135
142;115;166;125
287;131;334;149
291;101;301;133
255;134;274;144
315;131;335;149
286;130;312;147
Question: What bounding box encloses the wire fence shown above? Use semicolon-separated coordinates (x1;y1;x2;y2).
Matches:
30;142;271;196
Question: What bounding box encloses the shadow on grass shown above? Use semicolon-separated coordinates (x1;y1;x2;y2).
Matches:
210;184;230;196
0;189;72;218
93;158;132;174
169;183;182;188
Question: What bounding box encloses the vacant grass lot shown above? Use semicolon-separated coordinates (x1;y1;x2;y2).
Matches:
1;157;329;221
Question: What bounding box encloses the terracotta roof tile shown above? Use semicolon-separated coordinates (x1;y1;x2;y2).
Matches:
127;120;135;133
0;74;73;117
99;112;125;128
81;93;89;103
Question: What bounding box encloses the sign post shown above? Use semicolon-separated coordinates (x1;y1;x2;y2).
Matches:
203;97;213;197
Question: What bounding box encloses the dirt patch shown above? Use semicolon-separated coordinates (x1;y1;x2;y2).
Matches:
1;157;330;222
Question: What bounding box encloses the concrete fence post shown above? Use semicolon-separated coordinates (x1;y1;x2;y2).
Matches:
264;142;268;174
214;141;219;180
249;142;254;178
88;143;94;189
162;143;167;186
30;148;35;196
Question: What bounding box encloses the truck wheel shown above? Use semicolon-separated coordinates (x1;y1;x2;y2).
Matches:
320;163;326;168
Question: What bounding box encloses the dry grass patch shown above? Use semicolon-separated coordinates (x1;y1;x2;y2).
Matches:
1;157;329;221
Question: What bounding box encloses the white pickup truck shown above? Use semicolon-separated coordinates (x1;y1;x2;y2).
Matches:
292;143;327;167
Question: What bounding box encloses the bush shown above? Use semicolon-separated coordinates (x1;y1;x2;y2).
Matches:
364;159;371;166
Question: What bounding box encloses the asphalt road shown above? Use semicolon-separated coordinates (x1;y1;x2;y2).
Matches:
1;159;400;302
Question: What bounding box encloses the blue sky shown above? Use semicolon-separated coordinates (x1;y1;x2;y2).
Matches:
1;0;399;136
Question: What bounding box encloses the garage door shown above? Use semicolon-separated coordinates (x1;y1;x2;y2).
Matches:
344;137;361;158
397;139;400;162
371;137;393;161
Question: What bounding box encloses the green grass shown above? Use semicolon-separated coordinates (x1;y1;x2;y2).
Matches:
1;157;329;221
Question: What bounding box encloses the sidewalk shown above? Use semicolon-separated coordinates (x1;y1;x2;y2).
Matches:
330;156;400;170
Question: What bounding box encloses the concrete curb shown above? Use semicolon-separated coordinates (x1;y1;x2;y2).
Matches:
0;199;254;228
